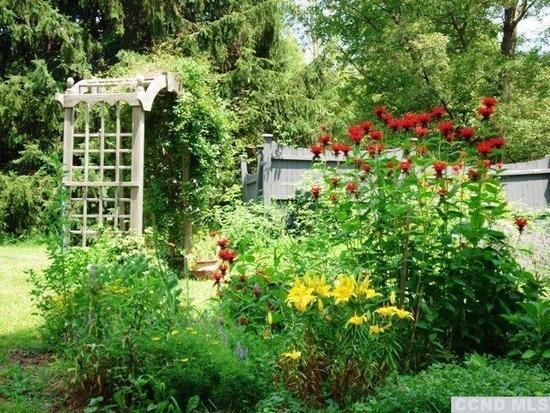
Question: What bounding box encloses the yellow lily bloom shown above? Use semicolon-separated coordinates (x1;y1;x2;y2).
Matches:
370;324;385;334
346;313;366;327
304;274;331;298
394;308;414;320
332;275;356;304
375;306;396;317
286;279;316;312
375;306;413;320
282;349;301;360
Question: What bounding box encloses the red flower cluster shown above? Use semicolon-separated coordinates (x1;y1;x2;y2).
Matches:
310;143;323;158
514;216;528;233
347;125;365;144
476;137;506;156
433;160;448;177
311;185;321;199
319;134;331;146
477;96;497;119
400;159;413;174
414;126;429;138
219;248;237;263
332;143;351;157
361;162;371;174
468;168;480;181
217;238;229;249
369;130;383;141
458;127;475;139
346;181;358;195
438;121;454;139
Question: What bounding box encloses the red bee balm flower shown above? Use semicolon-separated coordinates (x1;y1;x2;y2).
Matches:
340;144;352;157
452;164;462;174
444;131;455;142
487;136;506;149
347;125;365;144
430;106;446;118
310;144;323;158
218;249;237;263
319;134;331;146
468;168;480;181
374;106;387;118
217;238;229;249
482;159;492;168
359;120;373;132
311;185;321;199
400;159;413;174
482;97;498;107
369;130;383;141
331;143;342;156
331;176;340;187
387;119;400;131
458;127;475;139
346;181;358;194
477;105;494;119
514;217;527;233
433;160;448;177
476;141;493;156
361;162;371;173
414;126;429;138
438;121;454;136
212;270;224;286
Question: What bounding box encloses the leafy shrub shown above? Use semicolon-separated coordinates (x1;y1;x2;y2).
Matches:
353;356;550;413
503;299;550;365
31;230;268;411
216;100;543;407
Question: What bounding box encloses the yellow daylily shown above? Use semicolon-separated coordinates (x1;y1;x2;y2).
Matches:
282;349;301;360
304;274;331;297
332;275;356;304
346;313;367;327
355;276;371;296
369;324;385;334
394;308;414;320
286;279;316;312
375;306;413;320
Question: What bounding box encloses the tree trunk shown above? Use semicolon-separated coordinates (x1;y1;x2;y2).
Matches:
501;5;518;57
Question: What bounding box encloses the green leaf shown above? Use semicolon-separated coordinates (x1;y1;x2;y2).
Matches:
521;349;537;359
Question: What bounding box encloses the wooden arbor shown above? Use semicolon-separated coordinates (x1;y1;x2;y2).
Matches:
56;74;180;246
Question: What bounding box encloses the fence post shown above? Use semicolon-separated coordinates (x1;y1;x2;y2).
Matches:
262;133;273;204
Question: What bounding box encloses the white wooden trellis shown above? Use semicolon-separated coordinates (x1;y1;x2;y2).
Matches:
56;74;181;246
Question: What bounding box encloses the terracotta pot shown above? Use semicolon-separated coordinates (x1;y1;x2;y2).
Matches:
190;259;219;280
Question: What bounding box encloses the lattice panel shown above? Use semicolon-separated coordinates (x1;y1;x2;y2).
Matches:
65;101;138;246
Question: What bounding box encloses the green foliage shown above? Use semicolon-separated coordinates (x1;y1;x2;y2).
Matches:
353;356;550;413
0;171;60;240
30;230;268;411
301;0;550;162
503;299;550;365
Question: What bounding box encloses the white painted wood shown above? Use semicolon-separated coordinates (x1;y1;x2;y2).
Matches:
131;106;145;233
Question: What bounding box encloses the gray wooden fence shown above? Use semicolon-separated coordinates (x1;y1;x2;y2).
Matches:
241;134;550;210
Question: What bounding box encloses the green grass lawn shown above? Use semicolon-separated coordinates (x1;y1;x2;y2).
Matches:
0;243;214;412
